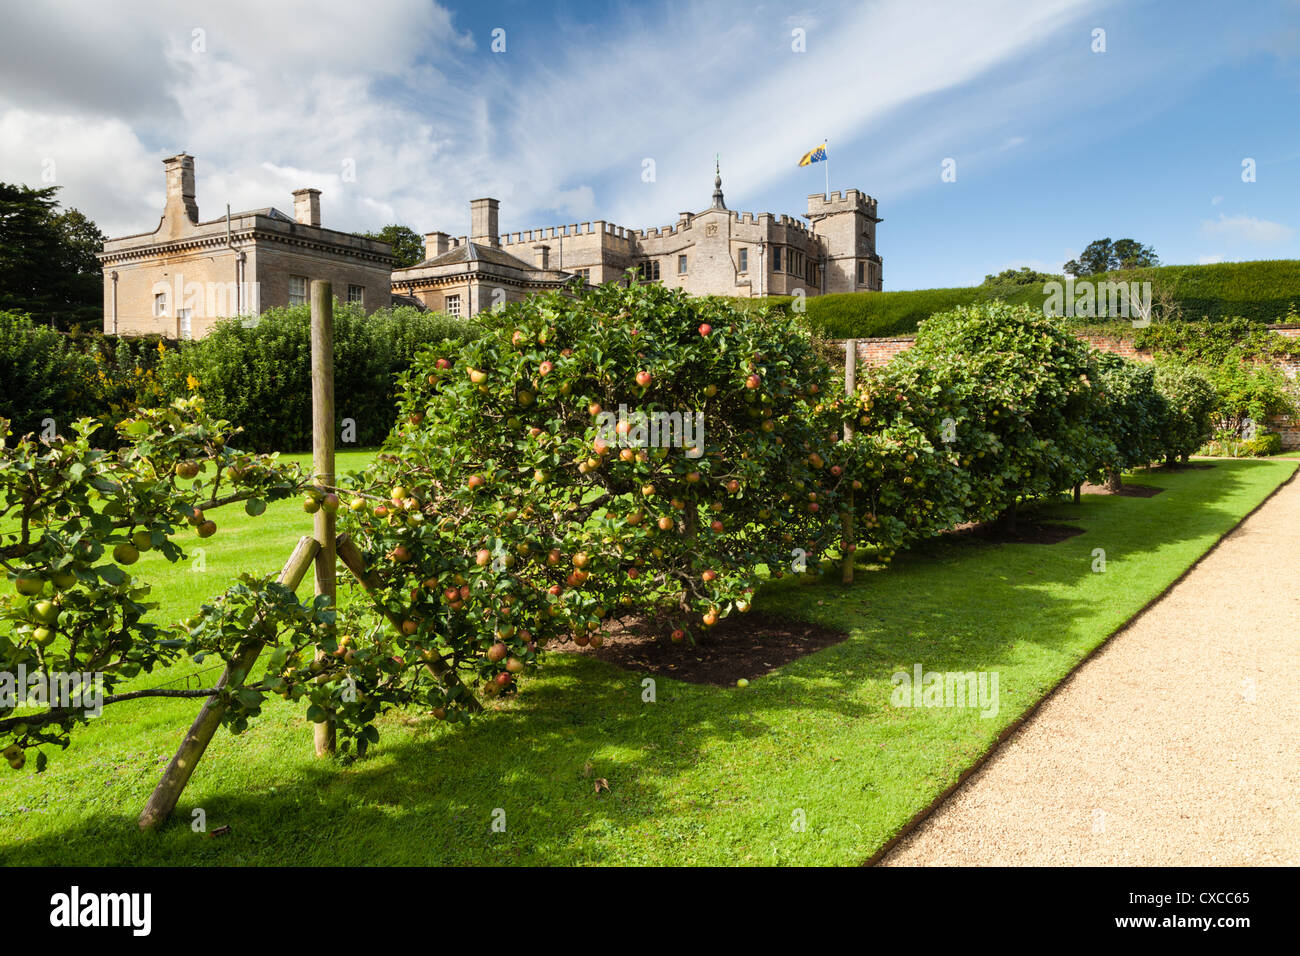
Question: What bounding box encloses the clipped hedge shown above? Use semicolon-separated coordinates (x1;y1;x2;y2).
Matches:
769;259;1300;338
0;310;94;438
159;303;478;452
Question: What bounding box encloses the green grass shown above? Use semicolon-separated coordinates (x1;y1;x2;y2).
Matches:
1;458;1293;865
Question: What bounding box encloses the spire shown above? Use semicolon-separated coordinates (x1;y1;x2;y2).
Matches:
711;155;726;210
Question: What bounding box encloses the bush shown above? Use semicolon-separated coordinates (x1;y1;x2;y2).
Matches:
160;302;477;452
1093;352;1169;480
0;310;94;438
865;301;1111;525
1205;359;1296;437
1153;364;1217;462
1201;428;1283;458
340;279;844;676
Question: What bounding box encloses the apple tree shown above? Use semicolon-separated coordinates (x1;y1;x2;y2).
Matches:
0;398;308;770
337;278;846;708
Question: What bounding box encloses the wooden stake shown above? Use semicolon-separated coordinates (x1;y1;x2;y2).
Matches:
138;535;320;831
841;339;857;584
335;534;482;713
311;280;337;757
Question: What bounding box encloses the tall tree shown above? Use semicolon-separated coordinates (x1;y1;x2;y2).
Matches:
0;183;106;330
1064;237;1159;276
362;224;424;268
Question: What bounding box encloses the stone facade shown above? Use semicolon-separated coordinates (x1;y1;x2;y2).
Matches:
390;198;576;316
99;154;394;339
395;166;883;314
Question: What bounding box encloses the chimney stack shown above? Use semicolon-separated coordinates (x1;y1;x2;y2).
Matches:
292;188;321;227
162;153;199;225
424;231;450;260
533;244;551;270
470;198;500;248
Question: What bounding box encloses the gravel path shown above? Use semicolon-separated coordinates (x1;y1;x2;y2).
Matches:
881;469;1300;866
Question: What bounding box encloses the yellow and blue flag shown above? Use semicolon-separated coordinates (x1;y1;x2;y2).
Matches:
798;143;827;167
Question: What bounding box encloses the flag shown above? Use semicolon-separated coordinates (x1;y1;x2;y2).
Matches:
798;143;827;167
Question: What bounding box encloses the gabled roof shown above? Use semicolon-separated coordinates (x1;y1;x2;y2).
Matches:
409;241;538;271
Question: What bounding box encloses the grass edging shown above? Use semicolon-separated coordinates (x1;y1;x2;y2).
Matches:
862;462;1299;866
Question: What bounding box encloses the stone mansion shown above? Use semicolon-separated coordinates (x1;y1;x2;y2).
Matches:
100;155;882;335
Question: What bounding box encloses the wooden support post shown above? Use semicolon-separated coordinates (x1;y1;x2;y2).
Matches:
335;534;482;713
311;280;337;757
138;536;320;831
841;339;857;585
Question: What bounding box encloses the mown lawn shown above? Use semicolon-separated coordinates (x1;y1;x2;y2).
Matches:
0;457;1293;865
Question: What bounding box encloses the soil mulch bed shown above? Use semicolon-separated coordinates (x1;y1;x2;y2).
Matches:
1080;481;1165;498
944;520;1085;545
557;610;848;686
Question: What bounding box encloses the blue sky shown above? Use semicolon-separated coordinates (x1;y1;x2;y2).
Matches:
1;0;1297;289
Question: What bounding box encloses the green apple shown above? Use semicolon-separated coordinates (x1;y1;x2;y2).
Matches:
14;575;44;596
112;543;140;565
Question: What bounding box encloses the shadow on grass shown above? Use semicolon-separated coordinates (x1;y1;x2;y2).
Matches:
5;459;1291;866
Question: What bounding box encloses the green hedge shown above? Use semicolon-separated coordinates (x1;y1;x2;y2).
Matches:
160;303;478;453
767;259;1300;338
0;310;94;438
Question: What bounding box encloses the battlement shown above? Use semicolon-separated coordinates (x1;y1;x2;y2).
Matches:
807;188;877;218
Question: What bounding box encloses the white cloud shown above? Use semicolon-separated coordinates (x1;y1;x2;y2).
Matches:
1199;213;1294;244
1210;195;1224;205
1196;254;1224;264
0;0;1106;242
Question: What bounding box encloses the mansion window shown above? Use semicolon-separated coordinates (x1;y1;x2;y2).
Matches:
772;247;781;271
348;284;364;305
154;292;168;317
445;294;462;317
737;248;748;272
289;275;308;307
678;254;687;275
577;268;591;282
637;260;661;281
857;261;866;285
178;308;193;341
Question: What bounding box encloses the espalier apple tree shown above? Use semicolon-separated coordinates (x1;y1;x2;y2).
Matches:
339;279;846;705
868;302;1112;529
0;399;310;770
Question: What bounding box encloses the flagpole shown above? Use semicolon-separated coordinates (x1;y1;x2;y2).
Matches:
824;137;829;198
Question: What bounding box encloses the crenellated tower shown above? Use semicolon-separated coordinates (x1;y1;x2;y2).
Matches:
806;189;882;293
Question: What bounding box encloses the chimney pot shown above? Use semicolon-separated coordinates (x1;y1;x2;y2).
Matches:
424;231;450;260
162;153;199;225
292;188;322;227
470;198;500;248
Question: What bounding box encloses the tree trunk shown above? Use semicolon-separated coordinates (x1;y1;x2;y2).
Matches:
1072;484;1081;505
999;500;1019;534
1105;469;1123;493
